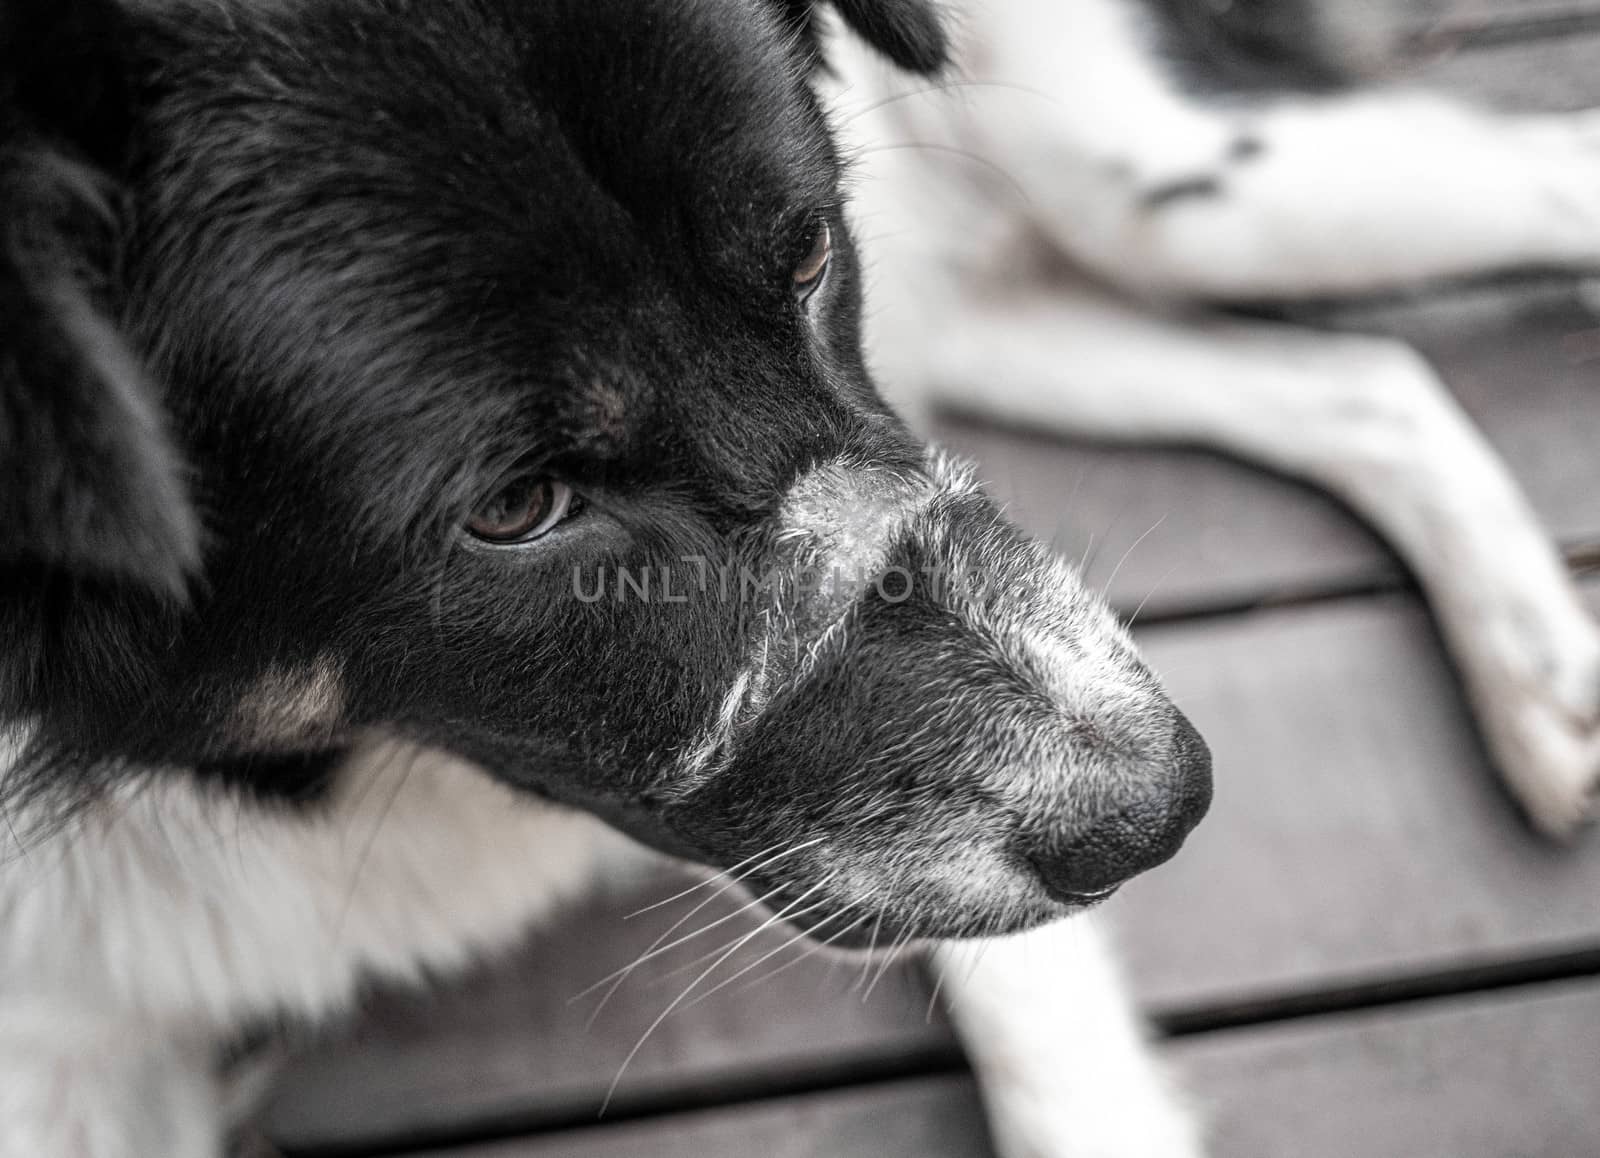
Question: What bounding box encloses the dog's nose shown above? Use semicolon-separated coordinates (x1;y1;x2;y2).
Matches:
1025;710;1213;902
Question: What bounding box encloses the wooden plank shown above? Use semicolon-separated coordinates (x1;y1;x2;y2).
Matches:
261;881;945;1149
1173;978;1600;1158
402;1076;993;1158
1110;580;1600;1011
937;289;1600;618
346;981;1600;1158
423;1077;992;1157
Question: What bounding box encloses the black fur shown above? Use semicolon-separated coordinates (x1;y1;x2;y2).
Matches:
5;0;911;785
1;0;1208;943
0;0;199;601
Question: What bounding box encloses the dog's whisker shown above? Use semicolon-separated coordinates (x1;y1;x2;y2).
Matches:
925;947;953;1023
1124;561;1181;630
620;844;806;921
855;861;917;997
330;745;421;950
1100;513;1167;601
600;884;831;1115
1077;530;1097;576
732;909;870;998
569;880;788;1009
851;141;1031;207
681;899;865;1010
646;875;841;986
583;877;765;1021
860;909;885;986
854;892;892;995
0;781;33;865
964;938;992;987
621;837;820;920
838;77;1066;128
620;867;741;924
862;925;913;1003
645;923;776;987
1081;500;1132;579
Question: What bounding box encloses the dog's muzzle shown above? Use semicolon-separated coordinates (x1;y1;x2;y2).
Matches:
666;448;1212;938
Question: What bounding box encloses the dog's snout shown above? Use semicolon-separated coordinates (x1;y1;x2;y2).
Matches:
1025;710;1213;903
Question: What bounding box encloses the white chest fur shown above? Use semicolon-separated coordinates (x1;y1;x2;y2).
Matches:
0;738;619;1036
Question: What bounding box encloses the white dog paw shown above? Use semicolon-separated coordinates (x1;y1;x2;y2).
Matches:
1520;110;1600;267
1483;642;1600;840
1494;697;1600;841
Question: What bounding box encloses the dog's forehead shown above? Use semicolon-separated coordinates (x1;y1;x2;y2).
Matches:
519;0;839;224
130;0;843;526
138;0;833;239
132;0;837;372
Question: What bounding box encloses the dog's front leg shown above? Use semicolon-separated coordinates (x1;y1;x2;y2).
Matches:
1011;94;1600;303
992;0;1600;300
931;918;1201;1158
838;0;1600;302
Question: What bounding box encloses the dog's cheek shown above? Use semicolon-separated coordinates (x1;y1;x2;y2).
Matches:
391;541;752;794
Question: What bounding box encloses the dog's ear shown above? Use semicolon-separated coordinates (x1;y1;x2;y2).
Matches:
0;0;200;603
774;0;950;75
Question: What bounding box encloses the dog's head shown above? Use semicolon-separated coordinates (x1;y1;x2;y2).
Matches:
0;0;1209;943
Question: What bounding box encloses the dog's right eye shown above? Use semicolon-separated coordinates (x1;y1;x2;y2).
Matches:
791;220;831;304
465;477;579;546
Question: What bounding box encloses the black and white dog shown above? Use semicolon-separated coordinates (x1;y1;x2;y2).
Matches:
1;0;1211;1155
9;0;1598;1154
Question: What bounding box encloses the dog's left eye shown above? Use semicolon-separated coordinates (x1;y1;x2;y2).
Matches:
792;221;831;303
465;476;579;545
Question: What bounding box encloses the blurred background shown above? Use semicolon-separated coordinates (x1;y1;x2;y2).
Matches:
255;3;1600;1155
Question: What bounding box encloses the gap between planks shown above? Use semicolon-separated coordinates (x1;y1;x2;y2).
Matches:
276;947;1600;1158
1124;539;1600;626
1412;5;1600;52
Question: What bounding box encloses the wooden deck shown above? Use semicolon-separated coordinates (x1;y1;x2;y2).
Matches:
258;12;1600;1157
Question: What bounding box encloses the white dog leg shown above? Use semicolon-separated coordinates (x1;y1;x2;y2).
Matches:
931;918;1201;1158
836;0;1600;300
1049;100;1600;301
919;290;1600;836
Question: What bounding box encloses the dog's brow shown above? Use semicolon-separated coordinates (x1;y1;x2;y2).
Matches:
583;380;628;443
